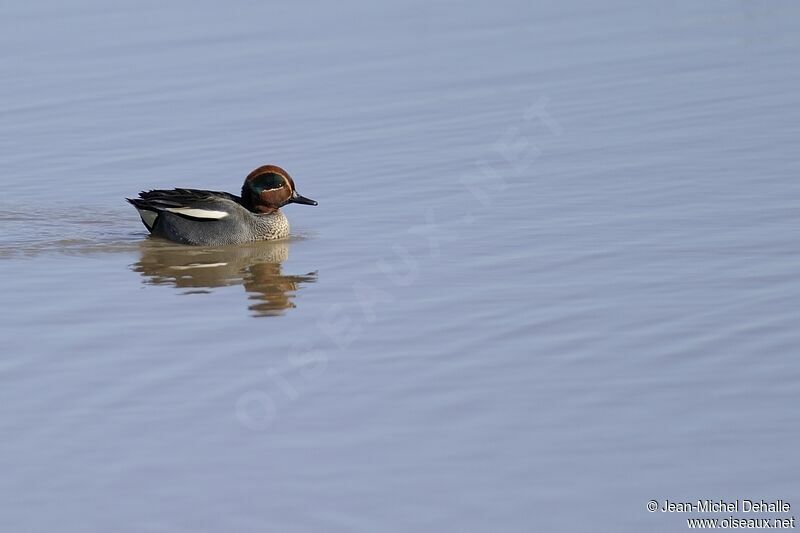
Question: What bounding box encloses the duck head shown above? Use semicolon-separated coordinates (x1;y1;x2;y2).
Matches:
241;165;318;214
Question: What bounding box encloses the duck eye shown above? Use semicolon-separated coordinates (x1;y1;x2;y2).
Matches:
254;173;286;191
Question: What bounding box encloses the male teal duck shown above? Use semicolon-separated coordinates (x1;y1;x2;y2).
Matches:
127;164;317;245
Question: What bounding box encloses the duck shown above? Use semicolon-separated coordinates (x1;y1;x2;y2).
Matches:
127;164;317;245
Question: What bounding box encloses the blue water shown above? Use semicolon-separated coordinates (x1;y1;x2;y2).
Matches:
1;1;799;531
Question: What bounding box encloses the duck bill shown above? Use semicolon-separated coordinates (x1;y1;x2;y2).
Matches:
288;191;318;206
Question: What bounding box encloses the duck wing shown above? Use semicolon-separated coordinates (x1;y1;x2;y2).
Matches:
127;189;246;231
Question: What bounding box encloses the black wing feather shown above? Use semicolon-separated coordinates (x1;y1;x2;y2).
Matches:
127;189;242;211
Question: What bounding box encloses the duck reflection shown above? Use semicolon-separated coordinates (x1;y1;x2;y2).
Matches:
132;239;317;317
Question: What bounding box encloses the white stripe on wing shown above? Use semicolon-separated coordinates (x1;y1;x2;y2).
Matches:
164;207;230;219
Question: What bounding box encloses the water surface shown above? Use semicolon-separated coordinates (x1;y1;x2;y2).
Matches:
1;1;800;532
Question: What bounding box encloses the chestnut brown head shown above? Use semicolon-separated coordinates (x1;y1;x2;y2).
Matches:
241;165;317;213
